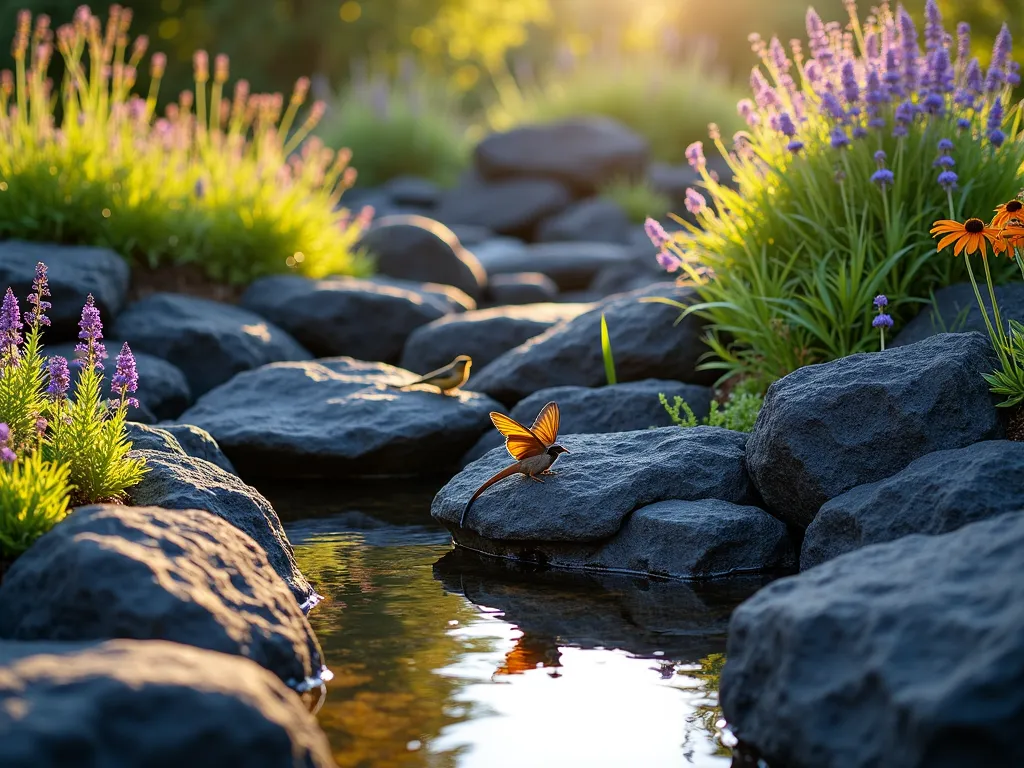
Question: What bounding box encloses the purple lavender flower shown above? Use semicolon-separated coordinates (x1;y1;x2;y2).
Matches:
111;342;140;409
0;288;23;363
830;127;850;149
898;9;920;94
685;141;706;171
684;188;706;215
777;112;797;137
937;138;955;152
957;117;972;130
74;294;107;371
34;417;47;437
1008;62;1021;88
656;249;682;273
871;168;895;188
933;154;956;168
873;295;889;309
786;139;805;154
644;217;670;249
737;99;759;127
47;355;70;399
988;99;1006;147
874;150;887;164
872;313;894;329
0;422;13;464
841;61;859;105
924;0;943;52
24;261;51;328
986;24;1013;93
956;22;971;64
852;125;868;139
821;91;846;120
938;170;959;190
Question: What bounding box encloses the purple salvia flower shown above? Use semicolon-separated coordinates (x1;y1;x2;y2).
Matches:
872;313;894;329
830;126;850;149
786;139;805;154
684;188;706;215
737;99;760;127
821;91;846;121
852;125;868;139
1008;62;1021;88
985;25;1012;93
750;69;779;110
866;31;880;61
644;218;670;249
933;154;956;168
0;422;13;463
957;117;972;131
74;293;107;371
874;150;888;164
34;417;47;437
841;61;859;106
112;342;140;409
930;47;954;93
684;141;706;171
872;169;895;188
0;288;23;363
873;295;889;309
884;47;902;94
806;8;829;62
937;170;958;190
924;0;944;52
988;99;1006;147
24;261;51;328
47;355;70;399
899;8;920;93
938;138;955;152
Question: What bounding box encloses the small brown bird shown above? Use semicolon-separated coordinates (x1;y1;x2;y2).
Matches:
394;355;472;394
460;401;568;527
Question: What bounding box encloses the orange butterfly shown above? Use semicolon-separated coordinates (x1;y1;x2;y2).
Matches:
460;401;568;527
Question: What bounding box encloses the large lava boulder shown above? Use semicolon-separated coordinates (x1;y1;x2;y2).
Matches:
474;118;649;194
720;512;1024;768
125;422;236;475
112;293;311;397
47;340;192;421
400;303;591;374
433;427;787;578
0;639;335;768
0;505;326;690
462;379;713;465
468;283;713;406
241;274;449;363
745;333;1002;529
0;240;130;341
179;357;503;479
801;440;1024;570
433;426;755;541
893;282;1024;347
357;214;487;299
435;177;573;239
127;450;314;606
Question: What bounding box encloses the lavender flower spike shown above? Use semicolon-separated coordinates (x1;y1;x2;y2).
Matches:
644;217;670;249
684;188;706;214
0;421;14;463
75;293;107;371
25;261;51;328
112;342;140;409
685;141;706;171
0;287;23;363
873;295;889;309
47;355;70;399
873;313;894;329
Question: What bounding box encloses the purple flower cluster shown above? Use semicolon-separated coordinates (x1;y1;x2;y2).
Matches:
0;288;22;364
74;294;107;372
24;262;51;328
111;342;140;410
0;422;14;464
935;137;958;191
873;294;894;338
738;0;1017;157
47;355;70;400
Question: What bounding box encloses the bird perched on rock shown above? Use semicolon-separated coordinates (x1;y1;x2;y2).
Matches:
394;355;472;395
461;401;568;527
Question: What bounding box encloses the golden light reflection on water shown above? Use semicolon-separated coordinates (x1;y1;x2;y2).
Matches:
287;516;763;768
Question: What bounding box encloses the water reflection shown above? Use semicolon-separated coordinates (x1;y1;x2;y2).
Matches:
275;483;769;768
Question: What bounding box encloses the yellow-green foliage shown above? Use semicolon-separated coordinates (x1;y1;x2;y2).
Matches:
600;177;673;225
0;450;71;558
0;7;372;284
660;384;764;434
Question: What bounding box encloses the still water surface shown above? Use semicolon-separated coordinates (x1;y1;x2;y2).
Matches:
269;482;769;768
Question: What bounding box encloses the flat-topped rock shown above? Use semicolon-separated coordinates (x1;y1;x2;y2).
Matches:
485;272;560;305
721;512;1024;768
462;379;713;465
0;240;131;341
241;274;449;363
433;426;755;542
180;357;503;479
468;283;713;406
476;241;635;292
746;333;1002;529
435;177;573;239
536;198;633;244
0;505;325;690
0;639;334;768
400;303;592;374
112;293;311;397
801;440;1024;570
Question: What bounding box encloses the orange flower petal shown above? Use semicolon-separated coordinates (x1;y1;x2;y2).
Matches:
930;220;964;234
936;232;962;251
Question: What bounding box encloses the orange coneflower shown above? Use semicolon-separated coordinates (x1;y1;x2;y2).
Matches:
991;199;1024;229
931;218;1004;257
999;225;1024;254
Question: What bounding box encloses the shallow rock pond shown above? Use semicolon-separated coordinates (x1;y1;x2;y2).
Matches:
270;481;769;768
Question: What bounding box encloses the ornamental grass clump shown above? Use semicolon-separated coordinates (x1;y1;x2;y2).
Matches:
650;0;1024;385
931;193;1024;412
0;261;145;558
0;6;372;284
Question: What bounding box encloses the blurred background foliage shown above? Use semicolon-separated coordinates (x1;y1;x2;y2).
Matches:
0;0;1016;186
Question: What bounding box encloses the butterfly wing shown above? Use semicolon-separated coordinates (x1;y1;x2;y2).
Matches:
490;412;547;460
529;402;560;446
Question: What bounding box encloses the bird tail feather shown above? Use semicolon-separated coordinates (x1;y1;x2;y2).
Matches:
460;463;521;527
